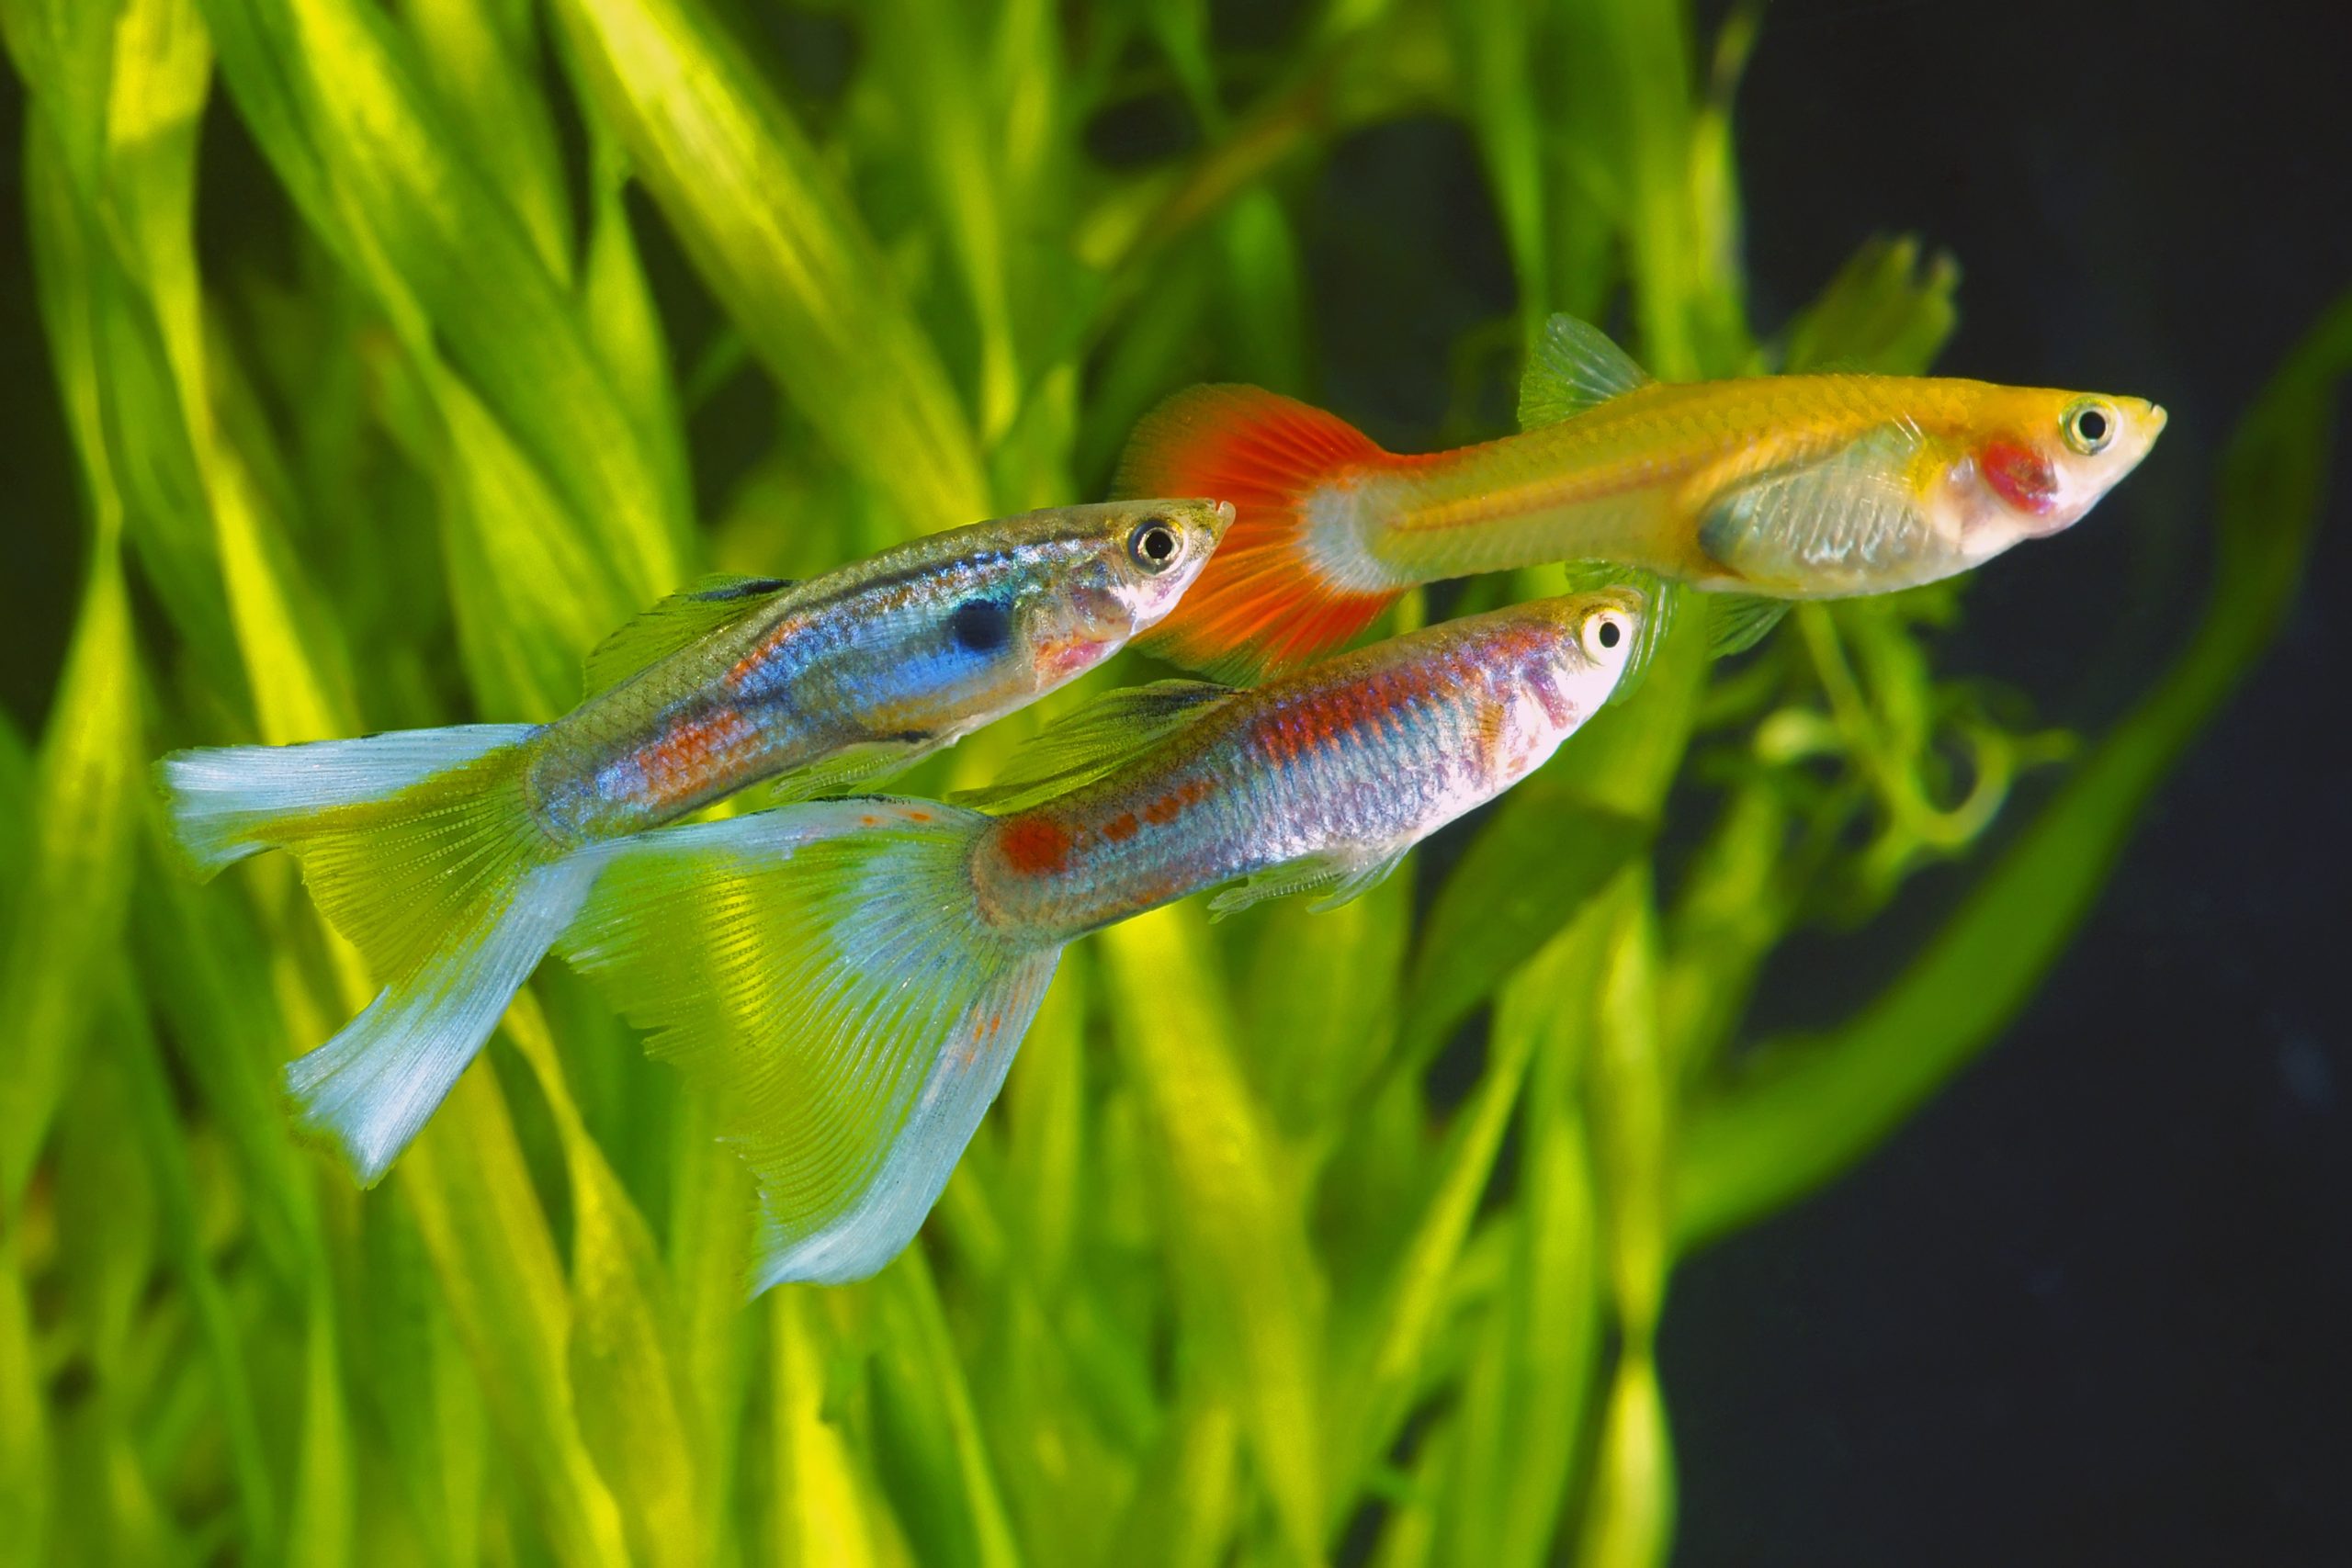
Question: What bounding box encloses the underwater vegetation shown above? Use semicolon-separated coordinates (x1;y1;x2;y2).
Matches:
1;0;2344;1564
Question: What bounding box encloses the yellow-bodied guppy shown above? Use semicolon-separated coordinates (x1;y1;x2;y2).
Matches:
1118;313;2165;680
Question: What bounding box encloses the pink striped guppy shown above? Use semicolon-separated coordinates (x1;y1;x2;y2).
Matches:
156;500;1231;1181
558;588;1642;1288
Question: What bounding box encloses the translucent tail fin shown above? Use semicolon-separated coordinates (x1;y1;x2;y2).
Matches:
158;725;532;877
1117;385;1404;682
157;726;602;1180
557;799;1061;1289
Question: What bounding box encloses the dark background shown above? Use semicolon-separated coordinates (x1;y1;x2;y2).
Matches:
1668;5;2351;1564
4;1;2346;1562
1267;2;2352;1562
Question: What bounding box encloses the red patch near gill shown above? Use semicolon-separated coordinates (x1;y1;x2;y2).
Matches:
1035;635;1114;682
1979;439;2059;515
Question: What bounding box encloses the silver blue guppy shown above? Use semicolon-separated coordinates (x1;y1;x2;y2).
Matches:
557;589;1642;1289
157;499;1232;1180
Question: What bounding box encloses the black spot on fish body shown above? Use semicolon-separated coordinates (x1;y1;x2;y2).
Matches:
949;598;1012;654
688;577;794;602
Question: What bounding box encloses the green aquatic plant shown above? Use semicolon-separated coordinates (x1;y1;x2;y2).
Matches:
0;0;2338;1563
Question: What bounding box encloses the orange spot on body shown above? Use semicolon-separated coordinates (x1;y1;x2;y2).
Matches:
1136;774;1216;828
1257;675;1392;769
636;708;756;809
1103;812;1139;842
727;624;792;687
907;809;933;823
997;816;1075;876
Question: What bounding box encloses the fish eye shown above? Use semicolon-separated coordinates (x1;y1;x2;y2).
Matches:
1127;517;1182;574
2063;399;2115;456
1582;609;1631;660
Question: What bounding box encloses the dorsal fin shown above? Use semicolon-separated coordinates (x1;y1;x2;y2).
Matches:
951;679;1237;812
582;574;795;697
1517;313;1656;428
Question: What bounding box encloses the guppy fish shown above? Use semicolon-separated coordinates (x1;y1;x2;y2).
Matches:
1117;312;2166;680
558;589;1641;1288
159;499;1232;1180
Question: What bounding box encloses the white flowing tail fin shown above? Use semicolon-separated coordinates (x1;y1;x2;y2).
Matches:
156;725;603;1180
557;799;1061;1289
159;725;532;876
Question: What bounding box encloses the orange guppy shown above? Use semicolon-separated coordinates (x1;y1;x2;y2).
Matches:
1119;312;2167;680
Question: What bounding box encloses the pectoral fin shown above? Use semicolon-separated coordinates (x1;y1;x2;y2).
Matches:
1205;844;1410;920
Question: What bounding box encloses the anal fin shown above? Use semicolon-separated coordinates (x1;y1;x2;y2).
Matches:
1206;844;1409;920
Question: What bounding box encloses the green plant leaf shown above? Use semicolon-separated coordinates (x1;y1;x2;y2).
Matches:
0;1229;45;1567
1568;1352;1675;1568
1430;926;1607;1568
200;0;688;604
1396;783;1650;1078
0;121;142;1208
548;0;991;531
1102;908;1326;1565
506;991;711;1568
865;1252;1024;1568
1320;954;1544;1529
399;1071;631;1566
1779;232;1959;376
769;1288;890;1568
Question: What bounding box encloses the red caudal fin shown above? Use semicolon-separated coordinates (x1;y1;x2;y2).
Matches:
1114;385;1403;682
